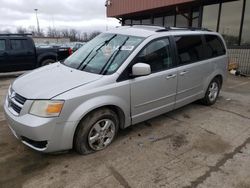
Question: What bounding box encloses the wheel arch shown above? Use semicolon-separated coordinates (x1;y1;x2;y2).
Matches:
72;104;127;150
37;53;57;67
77;105;126;129
204;71;225;93
214;74;223;87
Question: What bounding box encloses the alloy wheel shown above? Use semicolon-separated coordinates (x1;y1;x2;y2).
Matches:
88;119;116;151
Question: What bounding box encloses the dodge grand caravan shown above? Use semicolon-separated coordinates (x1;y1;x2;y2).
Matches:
4;26;228;154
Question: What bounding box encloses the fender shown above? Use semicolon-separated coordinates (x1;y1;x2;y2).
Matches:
67;95;131;129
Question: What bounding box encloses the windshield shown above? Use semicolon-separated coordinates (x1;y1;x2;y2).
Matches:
63;33;144;75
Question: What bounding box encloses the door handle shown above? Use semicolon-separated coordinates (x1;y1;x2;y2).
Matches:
166;74;176;80
179;71;188;76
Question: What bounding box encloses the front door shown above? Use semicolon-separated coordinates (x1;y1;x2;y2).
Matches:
0;39;8;72
130;37;177;124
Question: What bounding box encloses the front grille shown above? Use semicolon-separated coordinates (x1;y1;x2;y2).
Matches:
15;93;26;105
8;88;27;115
9;101;22;114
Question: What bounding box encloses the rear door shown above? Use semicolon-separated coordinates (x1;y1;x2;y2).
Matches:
8;38;36;71
0;39;8;72
130;37;178;124
174;35;212;108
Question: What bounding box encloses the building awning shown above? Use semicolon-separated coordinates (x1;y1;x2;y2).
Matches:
106;0;230;18
106;0;196;18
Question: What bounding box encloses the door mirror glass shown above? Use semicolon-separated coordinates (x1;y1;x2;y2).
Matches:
132;63;151;76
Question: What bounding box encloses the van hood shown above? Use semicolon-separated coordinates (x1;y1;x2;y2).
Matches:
12;63;102;99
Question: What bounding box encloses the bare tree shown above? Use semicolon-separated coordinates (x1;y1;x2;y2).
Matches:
81;32;88;42
28;26;44;37
87;31;101;41
47;27;60;37
69;29;78;41
61;29;69;38
16;27;27;34
1;25;100;42
38;29;45;37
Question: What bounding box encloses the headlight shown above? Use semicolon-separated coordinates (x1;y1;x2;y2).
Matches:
29;100;64;117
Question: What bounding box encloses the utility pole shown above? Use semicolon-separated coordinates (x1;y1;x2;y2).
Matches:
34;9;40;35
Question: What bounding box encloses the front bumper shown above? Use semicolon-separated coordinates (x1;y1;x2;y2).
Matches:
3;99;78;153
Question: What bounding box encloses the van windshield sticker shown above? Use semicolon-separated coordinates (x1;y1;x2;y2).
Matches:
121;46;134;51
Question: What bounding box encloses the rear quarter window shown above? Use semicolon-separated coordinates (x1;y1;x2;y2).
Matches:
174;35;204;65
10;39;29;50
0;40;6;51
204;35;226;58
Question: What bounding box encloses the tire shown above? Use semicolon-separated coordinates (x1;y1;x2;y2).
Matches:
41;59;55;66
74;108;119;155
201;78;221;106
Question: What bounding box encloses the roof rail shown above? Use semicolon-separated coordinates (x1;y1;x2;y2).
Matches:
131;25;165;31
156;27;212;32
0;33;33;36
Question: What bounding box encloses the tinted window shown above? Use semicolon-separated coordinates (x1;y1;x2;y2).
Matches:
176;13;188;27
142;18;151;25
124;19;132;26
202;4;219;31
132;20;141;25
136;38;173;73
204;35;226;58
175;35;203;65
10;40;26;50
154;17;163;26
241;0;250;45
219;0;243;46
164;15;175;27
192;11;199;27
0;40;6;51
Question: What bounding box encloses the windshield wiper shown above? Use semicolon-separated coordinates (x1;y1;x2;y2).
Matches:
100;36;130;75
78;34;117;70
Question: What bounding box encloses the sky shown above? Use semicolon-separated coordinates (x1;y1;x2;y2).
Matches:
0;0;120;33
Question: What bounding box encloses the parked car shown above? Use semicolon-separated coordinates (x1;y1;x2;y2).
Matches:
35;43;62;48
63;42;85;53
0;34;72;72
72;42;85;52
4;26;228;154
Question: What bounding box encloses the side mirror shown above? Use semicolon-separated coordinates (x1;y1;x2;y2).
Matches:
132;63;151;77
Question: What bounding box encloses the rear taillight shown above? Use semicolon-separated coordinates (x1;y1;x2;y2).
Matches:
68;48;73;55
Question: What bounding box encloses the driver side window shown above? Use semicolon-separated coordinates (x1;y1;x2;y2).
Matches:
136;38;173;73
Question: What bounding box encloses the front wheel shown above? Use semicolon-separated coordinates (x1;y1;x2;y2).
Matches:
201;78;221;106
74;108;119;155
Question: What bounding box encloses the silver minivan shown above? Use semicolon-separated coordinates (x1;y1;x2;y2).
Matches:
4;26;228;154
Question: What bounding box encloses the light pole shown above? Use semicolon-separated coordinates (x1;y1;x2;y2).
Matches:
34;9;40;34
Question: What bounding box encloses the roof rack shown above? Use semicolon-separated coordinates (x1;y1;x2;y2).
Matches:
0;33;32;36
156;27;211;32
